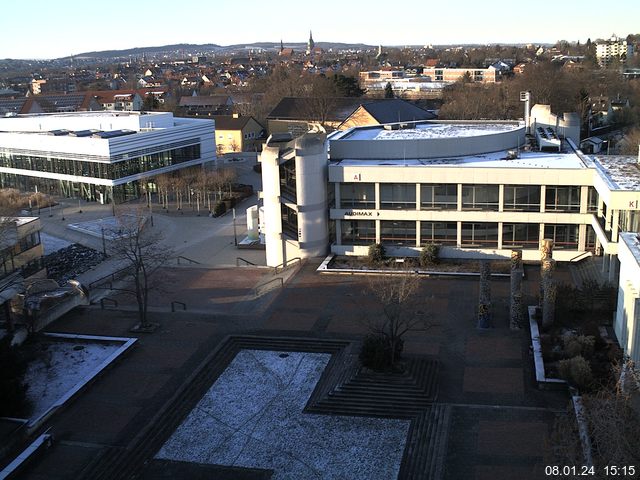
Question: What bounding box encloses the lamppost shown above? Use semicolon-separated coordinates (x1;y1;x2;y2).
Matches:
232;208;238;246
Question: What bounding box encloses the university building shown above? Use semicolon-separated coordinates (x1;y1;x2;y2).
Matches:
0;111;215;203
258;111;640;361
259;115;639;271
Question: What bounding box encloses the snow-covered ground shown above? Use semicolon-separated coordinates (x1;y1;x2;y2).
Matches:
40;233;72;255
67;214;146;240
24;341;121;421
156;350;410;480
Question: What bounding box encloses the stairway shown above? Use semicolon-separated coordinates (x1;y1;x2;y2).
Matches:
397;404;452;480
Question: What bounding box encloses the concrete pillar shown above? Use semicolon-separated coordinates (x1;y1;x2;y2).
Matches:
498;184;504;213
578;224;587;252
457;184;463;211
375;183;380;210
608;254;619;283
497;223;504;250
612;209;620;242
294;133;328;258
579;186;589;214
540;185;546;213
415;183;421;211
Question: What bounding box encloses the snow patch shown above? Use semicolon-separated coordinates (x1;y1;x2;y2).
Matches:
156;350;410;480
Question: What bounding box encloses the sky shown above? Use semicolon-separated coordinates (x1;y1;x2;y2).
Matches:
1;0;639;59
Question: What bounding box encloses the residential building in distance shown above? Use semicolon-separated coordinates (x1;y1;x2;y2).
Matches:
92;90;143;111
212;114;264;154
596;35;633;67
338;99;436;130
266;97;436;136
178;95;234;116
0;111;215;203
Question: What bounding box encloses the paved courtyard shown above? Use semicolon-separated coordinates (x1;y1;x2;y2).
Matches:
13;257;571;480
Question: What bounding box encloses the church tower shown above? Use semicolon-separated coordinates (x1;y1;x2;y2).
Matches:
306;30;315;55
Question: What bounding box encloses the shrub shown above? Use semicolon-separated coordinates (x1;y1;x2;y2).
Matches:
367;243;386;265
213;201;226;217
562;334;595;359
359;335;388;371
557;355;593;390
419;243;439;268
359;334;404;371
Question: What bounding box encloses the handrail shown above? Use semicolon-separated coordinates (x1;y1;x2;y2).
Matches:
100;298;118;309
254;277;283;297
569;251;593;263
273;257;302;274
176;256;200;265
236;257;258;267
171;301;187;312
89;266;131;289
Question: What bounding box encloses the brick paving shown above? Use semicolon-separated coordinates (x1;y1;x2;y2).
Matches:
10;260;573;480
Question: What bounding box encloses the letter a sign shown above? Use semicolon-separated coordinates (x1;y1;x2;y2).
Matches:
353;173;361;181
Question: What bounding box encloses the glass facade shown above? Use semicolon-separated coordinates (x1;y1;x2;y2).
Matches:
544;224;579;249
380;220;416;246
502;223;539;248
340;183;375;209
420;184;457;210
587;187;598;213
503;185;540;212
0;144;200;181
380;184;416;210
545;186;581;212
341;220;376;245
281;204;298;239
461;222;499;248
461;185;499;211
279;158;296;200
420;221;457;245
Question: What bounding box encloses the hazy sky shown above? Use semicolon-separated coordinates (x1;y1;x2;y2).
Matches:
2;0;638;59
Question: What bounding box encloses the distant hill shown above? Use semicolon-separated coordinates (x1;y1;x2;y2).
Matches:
62;42;376;60
66;43;223;60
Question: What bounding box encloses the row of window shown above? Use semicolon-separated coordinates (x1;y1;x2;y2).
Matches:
0;144;201;181
339;183;598;213
340;220;593;250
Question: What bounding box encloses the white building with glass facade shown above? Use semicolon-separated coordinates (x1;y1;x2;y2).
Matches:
260;120;640;272
0;111;215;203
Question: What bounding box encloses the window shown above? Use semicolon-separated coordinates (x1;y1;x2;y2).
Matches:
587;187;598;213
462;185;499;211
544;224;579;249
545;186;581;212
586;226;597;251
503;185;540;212
380;184;416;209
461;223;499;248
502;223;539;248
279;159;296;200
420;222;457;245
380;221;416;246
281;204;298;239
420;184;457;210
340;183;375;209
341;220;376;245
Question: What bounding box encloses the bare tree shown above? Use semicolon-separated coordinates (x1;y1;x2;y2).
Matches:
362;271;431;367
108;210;174;330
551;360;640;476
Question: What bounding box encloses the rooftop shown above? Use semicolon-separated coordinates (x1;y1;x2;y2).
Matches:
333;148;587;170
591;155;640;191
620;232;640;265
338;122;522;141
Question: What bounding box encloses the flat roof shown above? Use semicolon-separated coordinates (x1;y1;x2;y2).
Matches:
590;155;640;191
338;122;522;141
620;232;640;265
333;149;587;170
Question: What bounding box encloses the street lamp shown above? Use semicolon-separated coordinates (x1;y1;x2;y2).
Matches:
233;208;238;246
